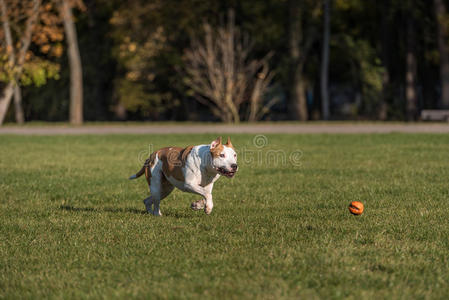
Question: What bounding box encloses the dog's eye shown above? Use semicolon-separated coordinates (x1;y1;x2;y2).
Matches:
220;153;225;158
234;154;237;158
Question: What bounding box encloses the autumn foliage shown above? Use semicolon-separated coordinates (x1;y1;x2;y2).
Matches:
0;0;63;87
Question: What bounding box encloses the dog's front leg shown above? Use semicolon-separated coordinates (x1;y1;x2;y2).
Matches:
193;193;213;214
204;195;213;215
191;184;214;211
203;184;214;215
185;183;214;215
191;198;205;210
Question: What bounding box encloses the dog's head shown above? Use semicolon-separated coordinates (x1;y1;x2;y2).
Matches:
209;136;238;178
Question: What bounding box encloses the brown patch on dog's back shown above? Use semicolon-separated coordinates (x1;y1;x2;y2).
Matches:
158;146;193;181
181;145;194;162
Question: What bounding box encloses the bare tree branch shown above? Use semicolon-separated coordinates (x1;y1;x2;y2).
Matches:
183;9;275;123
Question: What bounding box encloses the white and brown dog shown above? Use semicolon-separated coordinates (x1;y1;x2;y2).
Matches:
129;136;238;216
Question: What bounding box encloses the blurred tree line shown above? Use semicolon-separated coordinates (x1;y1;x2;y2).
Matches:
1;0;449;124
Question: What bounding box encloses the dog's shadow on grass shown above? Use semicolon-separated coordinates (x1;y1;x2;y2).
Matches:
59;205;146;215
59;205;197;218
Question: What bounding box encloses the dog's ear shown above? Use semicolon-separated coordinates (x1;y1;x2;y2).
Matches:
225;136;233;149
210;136;222;149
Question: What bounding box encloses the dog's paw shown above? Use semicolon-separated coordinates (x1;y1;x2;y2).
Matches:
191;199;205;211
204;205;213;215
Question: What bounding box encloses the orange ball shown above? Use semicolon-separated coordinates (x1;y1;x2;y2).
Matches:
348;201;364;215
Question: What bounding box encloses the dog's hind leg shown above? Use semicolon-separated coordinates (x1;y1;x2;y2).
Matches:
151;175;174;216
148;171;163;216
143;196;154;214
143;155;174;216
148;167;163;216
160;176;175;200
141;155;161;216
150;191;162;216
147;159;175;216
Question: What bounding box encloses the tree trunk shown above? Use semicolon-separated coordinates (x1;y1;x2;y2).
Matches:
291;76;308;121
378;0;390;120
0;82;15;125
14;84;24;124
224;9;239;123
378;71;389;120
248;78;263;122
434;0;449;108
288;0;308;121
0;0;15;125
320;0;330;120
405;18;418;121
61;0;83;125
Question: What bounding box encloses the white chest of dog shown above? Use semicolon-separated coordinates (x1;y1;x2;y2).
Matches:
129;137;238;216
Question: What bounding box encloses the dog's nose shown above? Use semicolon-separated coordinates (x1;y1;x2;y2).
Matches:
231;164;238;170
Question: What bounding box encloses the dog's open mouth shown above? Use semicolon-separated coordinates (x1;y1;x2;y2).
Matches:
217;167;236;178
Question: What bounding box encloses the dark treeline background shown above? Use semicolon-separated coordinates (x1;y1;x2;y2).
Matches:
4;0;449;123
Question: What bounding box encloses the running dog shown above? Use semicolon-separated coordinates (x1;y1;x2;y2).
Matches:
129;137;238;216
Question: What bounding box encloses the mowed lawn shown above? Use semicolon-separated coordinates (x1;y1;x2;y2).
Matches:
1;133;449;299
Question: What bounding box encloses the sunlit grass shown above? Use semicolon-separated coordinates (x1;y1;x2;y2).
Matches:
1;133;449;299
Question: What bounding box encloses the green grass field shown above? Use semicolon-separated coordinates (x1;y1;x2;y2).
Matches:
1;133;449;299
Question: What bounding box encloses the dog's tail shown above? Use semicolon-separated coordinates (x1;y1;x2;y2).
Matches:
129;166;146;180
129;153;156;184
